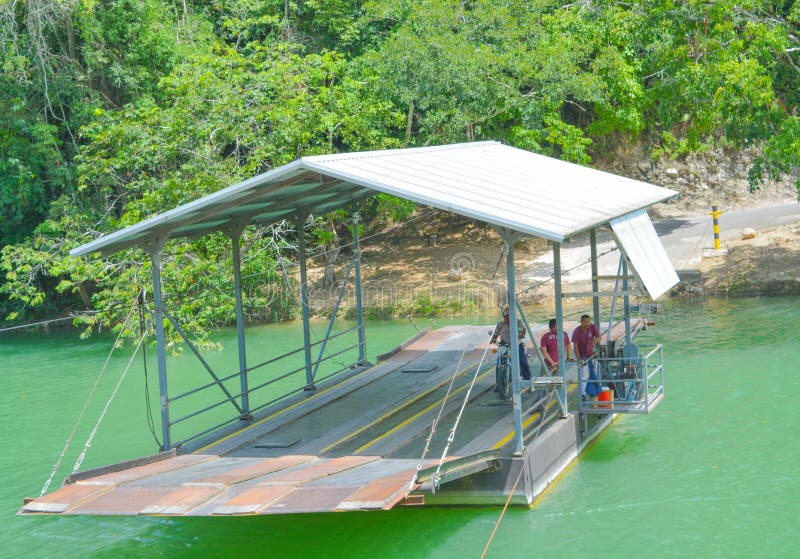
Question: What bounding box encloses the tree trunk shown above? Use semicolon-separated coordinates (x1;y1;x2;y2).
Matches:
322;244;340;287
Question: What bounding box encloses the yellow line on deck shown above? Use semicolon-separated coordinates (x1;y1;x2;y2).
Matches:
195;362;383;454
354;369;494;454
320;361;488;454
491;384;578;450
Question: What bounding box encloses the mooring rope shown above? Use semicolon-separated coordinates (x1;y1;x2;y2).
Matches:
479;456;525;559
71;328;147;475
406;314;422;332
39;302;139;496
479;386;558;559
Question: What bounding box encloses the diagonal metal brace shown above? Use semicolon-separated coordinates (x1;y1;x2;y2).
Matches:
163;310;242;415
311;256;356;381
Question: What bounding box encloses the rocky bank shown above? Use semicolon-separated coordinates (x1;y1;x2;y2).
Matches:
597;143;797;215
678;221;800;297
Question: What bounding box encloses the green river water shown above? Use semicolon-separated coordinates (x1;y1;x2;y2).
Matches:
1;297;798;558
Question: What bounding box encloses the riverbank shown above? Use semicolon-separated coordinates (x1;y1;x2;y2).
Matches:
682;220;800;296
305;200;800;319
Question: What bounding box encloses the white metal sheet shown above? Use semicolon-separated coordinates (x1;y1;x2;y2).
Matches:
71;142;677;257
304;142;675;241
609;209;679;300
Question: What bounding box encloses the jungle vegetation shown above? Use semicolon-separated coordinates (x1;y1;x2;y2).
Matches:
2;0;800;337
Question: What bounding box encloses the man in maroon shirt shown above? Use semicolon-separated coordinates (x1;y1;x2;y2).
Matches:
572;314;601;396
540;318;571;374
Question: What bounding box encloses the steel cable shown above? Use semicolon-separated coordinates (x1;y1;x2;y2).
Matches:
405;302;487;497
432;339;494;489
71;328;147;474
404;345;469;498
39;301;139;496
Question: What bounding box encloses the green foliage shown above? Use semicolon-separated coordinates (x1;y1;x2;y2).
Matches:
0;93;72;244
750;116;800;195
76;0;187;106
5;0;800;337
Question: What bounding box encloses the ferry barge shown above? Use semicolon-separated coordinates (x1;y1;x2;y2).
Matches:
21;142;677;516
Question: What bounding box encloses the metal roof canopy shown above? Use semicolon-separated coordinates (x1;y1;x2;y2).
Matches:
70;141;678;298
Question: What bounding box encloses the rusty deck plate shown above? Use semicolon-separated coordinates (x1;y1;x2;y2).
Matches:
23;484;111;513
194;455;315;485
74;454;217;486
259;456;379;485
213;485;297;515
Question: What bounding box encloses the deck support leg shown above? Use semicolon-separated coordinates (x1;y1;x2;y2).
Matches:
515;301;547;375
553;242;569;418
605;256;623;355
230;226;251;419
590;229;601;328
297;213;315;391
352;212;367;364
148;238;171;450
502;231;525;455
622;257;632;346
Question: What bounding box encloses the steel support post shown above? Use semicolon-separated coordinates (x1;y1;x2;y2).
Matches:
149;241;171;450
622;257;632;346
589;229;601;328
515;301;547;375
297;214;315;391
503;233;525;455
553;242;568;417
230;227;250;419
352;212;367;364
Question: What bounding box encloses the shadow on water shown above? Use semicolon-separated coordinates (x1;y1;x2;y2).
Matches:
581;425;651;463
82;508;497;559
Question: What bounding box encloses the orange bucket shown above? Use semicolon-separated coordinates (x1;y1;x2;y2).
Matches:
597;388;613;408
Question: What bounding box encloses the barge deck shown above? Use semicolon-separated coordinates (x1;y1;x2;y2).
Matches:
22;319;653;516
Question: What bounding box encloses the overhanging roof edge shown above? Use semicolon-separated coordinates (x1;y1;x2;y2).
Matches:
302;140;500;163
69;161;307;257
69;142;679;259
562;192;677;240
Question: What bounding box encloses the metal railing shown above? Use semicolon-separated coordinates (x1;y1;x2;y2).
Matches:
169;326;364;448
578;344;664;414
522;381;565;443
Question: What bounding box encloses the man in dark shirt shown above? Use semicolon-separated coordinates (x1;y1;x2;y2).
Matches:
490;305;531;380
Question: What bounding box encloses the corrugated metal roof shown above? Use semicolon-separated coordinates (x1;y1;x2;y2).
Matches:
610;209;680;300
70;141;677;257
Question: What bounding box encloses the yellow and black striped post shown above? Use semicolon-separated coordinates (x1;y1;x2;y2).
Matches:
709;205;723;249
